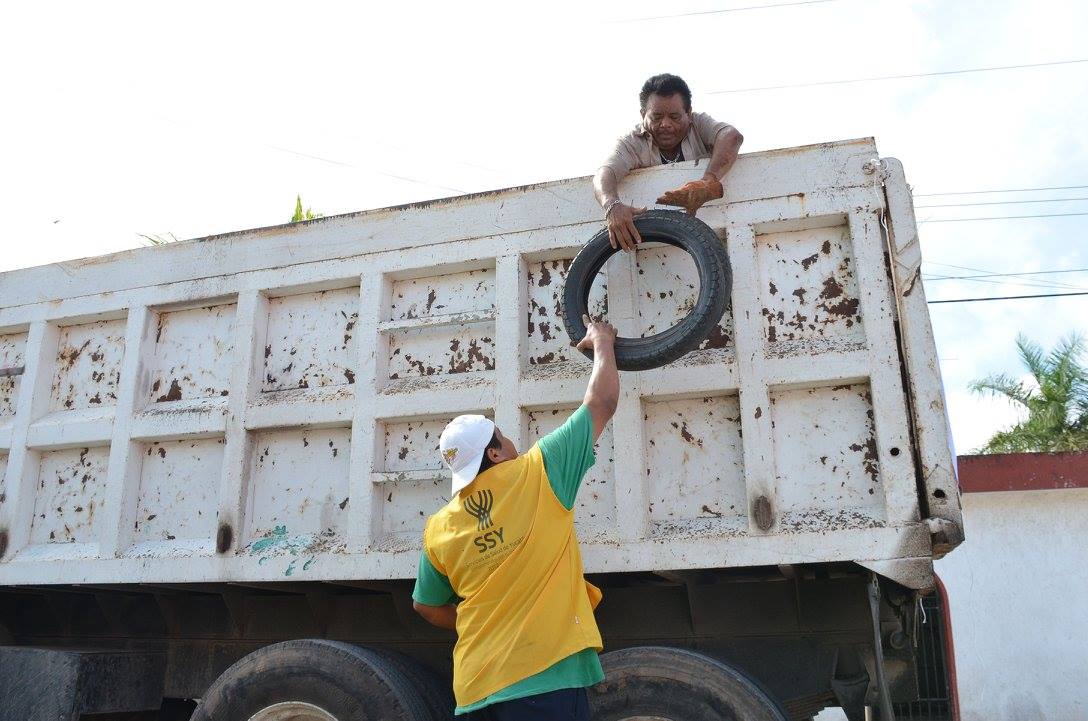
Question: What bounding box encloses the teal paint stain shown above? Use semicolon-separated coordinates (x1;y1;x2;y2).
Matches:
303;556;316;571
250;525;288;554
284;558;298;577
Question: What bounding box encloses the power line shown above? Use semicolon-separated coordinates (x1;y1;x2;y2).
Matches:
921;275;1088;293
619;0;840;22
929;291;1088;304
154;113;468;194
921;261;1088;292
260;143;467;194
915;196;1088;209
707;57;1088;95
914;183;1088;197
917;211;1088;223
922;267;1088;281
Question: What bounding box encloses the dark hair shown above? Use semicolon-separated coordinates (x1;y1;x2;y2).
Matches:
640;73;692;113
476;431;503;477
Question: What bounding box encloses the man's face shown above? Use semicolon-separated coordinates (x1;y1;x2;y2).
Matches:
488;428;518;464
643;93;691;152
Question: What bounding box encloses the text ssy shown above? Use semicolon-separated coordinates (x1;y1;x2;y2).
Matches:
473;527;505;554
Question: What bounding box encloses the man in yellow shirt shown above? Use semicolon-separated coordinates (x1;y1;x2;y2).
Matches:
413;315;619;720
594;72;744;251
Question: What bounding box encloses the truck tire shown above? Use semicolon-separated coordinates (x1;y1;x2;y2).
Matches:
372;648;455;721
563;210;731;371
191;639;430;721
589;646;789;721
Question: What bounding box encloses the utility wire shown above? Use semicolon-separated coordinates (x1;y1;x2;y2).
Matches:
922;267;1088;281
921;261;1088;292
914;183;1088;197
929;291;1088;304
918;211;1088;223
708;58;1088;94
915;196;1088;209
619;0;840;22
920;275;1088;292
154;112;468;194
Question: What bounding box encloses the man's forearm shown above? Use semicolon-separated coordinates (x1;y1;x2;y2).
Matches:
704;128;743;182
593;167;622;207
584;340;619;440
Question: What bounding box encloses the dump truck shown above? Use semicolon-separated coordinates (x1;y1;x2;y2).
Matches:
0;138;963;720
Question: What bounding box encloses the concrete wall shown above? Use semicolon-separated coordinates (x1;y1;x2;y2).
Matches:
936;487;1088;721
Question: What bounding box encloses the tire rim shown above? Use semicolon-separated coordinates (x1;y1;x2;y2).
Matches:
247;701;339;721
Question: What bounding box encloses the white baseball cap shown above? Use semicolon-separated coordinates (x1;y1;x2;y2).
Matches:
440;415;497;495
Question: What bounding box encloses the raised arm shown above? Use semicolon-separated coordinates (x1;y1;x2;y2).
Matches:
575;314;619;442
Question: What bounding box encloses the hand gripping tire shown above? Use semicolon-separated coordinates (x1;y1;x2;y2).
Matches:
563;209;731;371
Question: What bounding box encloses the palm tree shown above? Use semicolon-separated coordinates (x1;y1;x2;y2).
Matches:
970;333;1088;453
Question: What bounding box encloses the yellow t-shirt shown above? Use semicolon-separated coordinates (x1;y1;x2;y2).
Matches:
422;442;603;708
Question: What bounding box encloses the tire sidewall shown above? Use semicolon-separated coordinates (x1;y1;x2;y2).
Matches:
589;646;788;721
193;640;427;721
563;210;731;371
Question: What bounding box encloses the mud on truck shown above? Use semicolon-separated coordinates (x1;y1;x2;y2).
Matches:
0;138;963;720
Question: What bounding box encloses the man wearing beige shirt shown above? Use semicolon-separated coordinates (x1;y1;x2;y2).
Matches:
594;73;744;251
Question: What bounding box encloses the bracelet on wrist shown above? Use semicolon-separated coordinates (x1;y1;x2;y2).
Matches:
604;199;622;218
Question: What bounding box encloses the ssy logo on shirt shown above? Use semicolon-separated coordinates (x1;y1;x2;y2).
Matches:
465;490;505;554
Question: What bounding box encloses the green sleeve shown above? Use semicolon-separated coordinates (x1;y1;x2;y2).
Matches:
537;404;597;510
412;551;457;606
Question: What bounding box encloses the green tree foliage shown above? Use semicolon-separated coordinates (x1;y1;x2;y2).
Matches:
970;333;1088;453
291;194;322;222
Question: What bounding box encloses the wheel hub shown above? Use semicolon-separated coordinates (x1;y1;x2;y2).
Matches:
247;701;339;721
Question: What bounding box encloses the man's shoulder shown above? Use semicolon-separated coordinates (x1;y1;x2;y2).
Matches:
691;112;731;133
619;121;651;142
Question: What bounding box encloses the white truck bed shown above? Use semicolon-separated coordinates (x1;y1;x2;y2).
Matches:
0;138;962;590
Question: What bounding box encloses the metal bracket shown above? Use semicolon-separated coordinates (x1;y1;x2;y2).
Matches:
868;573;897;720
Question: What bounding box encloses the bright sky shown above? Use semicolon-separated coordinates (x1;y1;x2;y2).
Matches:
2;0;1086;454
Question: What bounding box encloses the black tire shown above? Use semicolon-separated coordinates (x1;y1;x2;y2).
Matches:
563;209;731;371
589;646;789;721
372;648;455;721
191;639;430;721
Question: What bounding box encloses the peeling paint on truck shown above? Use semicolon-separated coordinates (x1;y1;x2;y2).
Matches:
0;139;961;590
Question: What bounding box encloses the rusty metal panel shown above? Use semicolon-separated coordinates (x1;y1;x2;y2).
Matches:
131;438;224;546
0;331;27;422
525;259;606;368
247;428;351;547
387;325;495;380
643;396;747;536
0;140;963;587
29;446;110;545
263;289;358;392
635;245;733;360
148;304;235;404
49;319;126;411
756;220;865;353
0;454;7;509
524;406;616;540
386;268;495;380
770;383;887;529
378;417;463;537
